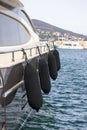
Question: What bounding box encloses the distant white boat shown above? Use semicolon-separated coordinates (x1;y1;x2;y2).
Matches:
57;41;83;49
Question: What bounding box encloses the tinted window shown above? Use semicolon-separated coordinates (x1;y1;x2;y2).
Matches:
0;14;30;46
18;10;36;32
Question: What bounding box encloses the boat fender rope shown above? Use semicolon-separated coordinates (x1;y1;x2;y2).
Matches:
37;46;41;56
21;48;28;61
12;52;15;62
46;43;50;51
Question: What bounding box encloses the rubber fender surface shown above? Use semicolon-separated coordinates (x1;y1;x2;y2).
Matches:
53;49;61;71
48;51;57;80
24;63;43;111
39;57;51;94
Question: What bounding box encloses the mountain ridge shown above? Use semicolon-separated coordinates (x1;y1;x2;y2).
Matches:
32;19;87;40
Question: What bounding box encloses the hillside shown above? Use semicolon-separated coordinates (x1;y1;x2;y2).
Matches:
32;19;87;41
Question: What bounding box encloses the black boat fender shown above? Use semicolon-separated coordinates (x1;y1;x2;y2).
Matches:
24;63;43;112
48;51;57;80
53;49;61;71
38;57;51;94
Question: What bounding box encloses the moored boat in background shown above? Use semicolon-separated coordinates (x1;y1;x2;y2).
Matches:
56;41;84;49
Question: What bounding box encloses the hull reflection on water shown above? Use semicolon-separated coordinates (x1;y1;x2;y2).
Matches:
0;88;34;130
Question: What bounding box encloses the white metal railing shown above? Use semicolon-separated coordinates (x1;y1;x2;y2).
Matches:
0;42;54;62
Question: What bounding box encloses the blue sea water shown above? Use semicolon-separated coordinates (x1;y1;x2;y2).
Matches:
19;49;87;130
1;49;87;130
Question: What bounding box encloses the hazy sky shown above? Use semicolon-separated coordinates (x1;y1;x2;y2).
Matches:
21;0;87;35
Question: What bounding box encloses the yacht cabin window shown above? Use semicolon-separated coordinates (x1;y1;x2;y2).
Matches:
0;13;30;46
18;10;36;32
